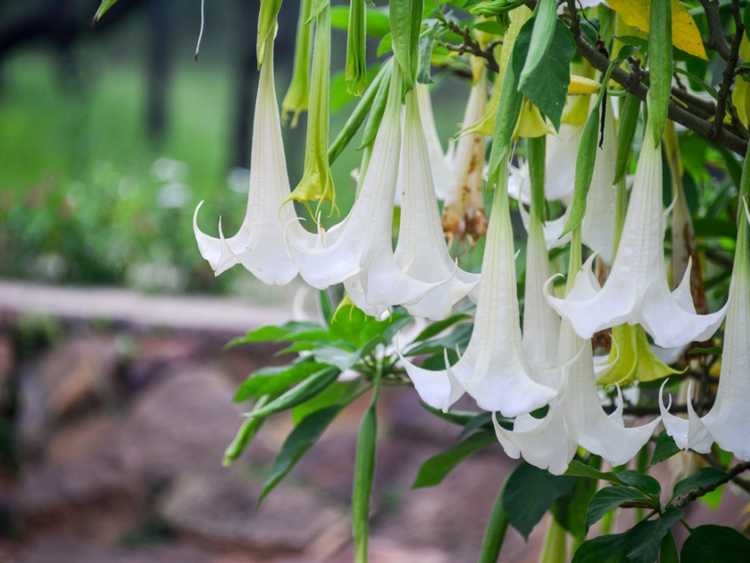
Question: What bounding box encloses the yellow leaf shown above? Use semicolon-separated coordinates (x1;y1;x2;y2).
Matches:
607;0;708;60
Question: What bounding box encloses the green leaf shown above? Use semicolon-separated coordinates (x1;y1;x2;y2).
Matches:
647;0;672;142
412;431;495;489
329;62;388;162
352;387;379;563
331;5;391;37
552;473;598;540
660;532;679;563
418;402;480;426
247;367;341;421
572;533;628;563
518;0;558;89
389;0;423;89
566;459;620;482
681;525;750;563
650;431;680;465
572;508;682;563
671;467;727;500
94;0;119;21
585;486;654;530
517;20;575;130
503;463;576;539
258;405;342;504
614;470;661;498
234;361;328;402
223;396;269;465
412;313;471;342
614;93;641;184
227;321;322;347
292;381;358;423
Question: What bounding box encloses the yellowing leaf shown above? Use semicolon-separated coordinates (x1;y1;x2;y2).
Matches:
732;78;750;128
607;0;708;60
513;99;554;138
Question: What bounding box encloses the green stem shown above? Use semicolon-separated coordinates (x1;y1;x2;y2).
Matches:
612;177;627;256
527;135;547;223
478;481;510;563
539;517;567;563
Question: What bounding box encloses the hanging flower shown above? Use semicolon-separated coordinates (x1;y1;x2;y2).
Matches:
495;321;661;475
286;64;440;313
391;89;479;320
414;84;454;201
660;200;750;460
192;36;298;285
545;121;727;348
400;170;557;416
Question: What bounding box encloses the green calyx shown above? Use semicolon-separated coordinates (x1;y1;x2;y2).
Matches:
282;0;313;126
289;1;336;209
597;324;683;386
345;0;368;95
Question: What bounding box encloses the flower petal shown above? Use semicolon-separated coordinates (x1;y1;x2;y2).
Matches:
658;381;713;453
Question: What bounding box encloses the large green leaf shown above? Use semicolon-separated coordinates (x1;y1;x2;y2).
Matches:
585;486;654;530
671;467;727;501
389;0;423;89
681;525;750;563
258;405;342;504
572;509;682;563
503;463;576;539
412;431;495;489
515;20;575;130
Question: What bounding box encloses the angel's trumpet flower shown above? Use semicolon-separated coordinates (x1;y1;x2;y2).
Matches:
391;90;479;320
660;200;750;460
495;323;661;475
545;121;727;348
400;168;556;416
286;65;438;313
192;36;298;285
495;237;660;475
415;84;454;201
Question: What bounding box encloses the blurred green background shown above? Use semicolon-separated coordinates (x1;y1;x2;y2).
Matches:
0;0;466;298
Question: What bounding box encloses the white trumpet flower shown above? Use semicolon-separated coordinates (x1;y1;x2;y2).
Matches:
660;201;750;460
415;83;455;201
516;99;618;263
400;175;557;416
545;124;727;348
392;90;479;320
285;66;439;313
508;124;583;204
522;215;561;386
495;318;661;476
193;38;299;285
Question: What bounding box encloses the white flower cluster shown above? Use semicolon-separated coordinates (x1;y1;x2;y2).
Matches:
194;40;748;475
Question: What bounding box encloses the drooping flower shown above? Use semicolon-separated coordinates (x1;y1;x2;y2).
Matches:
400;167;557;416
660;200;750;460
414;84;454;201
495;235;660;475
545;121;727;348
286;65;440;313
494;321;660;475
391;89;479;320
192;35;298;285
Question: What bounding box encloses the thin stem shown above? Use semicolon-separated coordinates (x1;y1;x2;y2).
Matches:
478;480;511;563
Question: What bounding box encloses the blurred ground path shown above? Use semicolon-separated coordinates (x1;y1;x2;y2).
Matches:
0;281;290;333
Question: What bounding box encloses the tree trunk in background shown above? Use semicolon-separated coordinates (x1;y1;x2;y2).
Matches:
146;0;173;144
